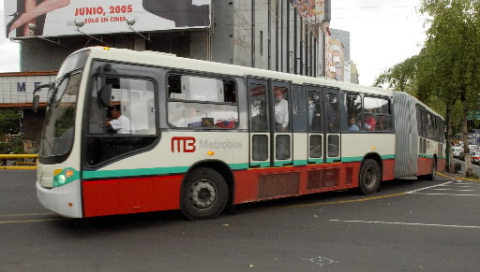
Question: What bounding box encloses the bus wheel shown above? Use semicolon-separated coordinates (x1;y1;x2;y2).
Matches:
181;168;228;220
359;159;381;195
425;161;436;181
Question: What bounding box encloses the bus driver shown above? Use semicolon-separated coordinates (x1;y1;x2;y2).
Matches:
106;105;131;134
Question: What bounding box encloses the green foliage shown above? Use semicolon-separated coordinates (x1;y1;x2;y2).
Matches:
0;109;21;135
374;55;420;94
418;0;480;114
0;135;24;154
374;0;480;139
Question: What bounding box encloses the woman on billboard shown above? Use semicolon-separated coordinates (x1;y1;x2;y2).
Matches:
6;0;70;37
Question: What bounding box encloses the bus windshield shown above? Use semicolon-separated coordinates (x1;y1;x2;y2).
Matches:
39;72;81;158
39;50;88;160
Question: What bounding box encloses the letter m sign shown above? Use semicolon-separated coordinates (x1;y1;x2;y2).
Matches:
171;137;196;153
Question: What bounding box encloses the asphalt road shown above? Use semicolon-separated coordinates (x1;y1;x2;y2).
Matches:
0;170;479;271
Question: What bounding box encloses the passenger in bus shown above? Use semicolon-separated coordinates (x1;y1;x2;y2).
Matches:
348;116;360;131
106;105;131;134
377;115;388;131
274;88;289;160
274;88;289;131
364;109;376;131
308;97;315;126
326;103;337;131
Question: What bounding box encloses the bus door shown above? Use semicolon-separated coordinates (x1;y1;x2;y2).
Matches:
247;79;293;167
306;87;340;163
270;81;293;166
324;89;341;163
306;87;325;163
248;79;271;167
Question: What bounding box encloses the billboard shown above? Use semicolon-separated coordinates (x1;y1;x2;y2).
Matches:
289;0;325;22
5;0;211;39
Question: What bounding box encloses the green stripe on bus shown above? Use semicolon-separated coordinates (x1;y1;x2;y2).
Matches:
342;154;395;163
82;155;397;179
342;157;363;163
83;163;249;179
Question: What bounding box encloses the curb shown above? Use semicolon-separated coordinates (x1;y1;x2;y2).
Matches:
437;172;480;182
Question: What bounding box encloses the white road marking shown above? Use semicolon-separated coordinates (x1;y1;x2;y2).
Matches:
408;192;480;197
406;181;452;194
330;219;480;229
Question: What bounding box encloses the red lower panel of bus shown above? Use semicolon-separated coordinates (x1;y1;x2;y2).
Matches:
82;175;183;217
81;159;396;217
233;160;395;205
437;159;446;172
417;157;446;176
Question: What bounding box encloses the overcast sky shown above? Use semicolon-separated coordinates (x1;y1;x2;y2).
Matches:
1;1;426;86
330;0;426;86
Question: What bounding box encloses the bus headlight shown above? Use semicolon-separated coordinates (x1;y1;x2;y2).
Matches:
53;168;79;187
57;175;66;185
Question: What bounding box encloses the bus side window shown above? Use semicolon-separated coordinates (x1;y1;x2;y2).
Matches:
308;91;322;132
345;93;362;132
168;75;182;99
86;75;157;166
224;80;236;102
167;74;238;129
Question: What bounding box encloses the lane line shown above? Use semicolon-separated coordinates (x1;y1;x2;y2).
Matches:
284;193;406;209
0;212;55;218
0;218;65;224
330;219;480;229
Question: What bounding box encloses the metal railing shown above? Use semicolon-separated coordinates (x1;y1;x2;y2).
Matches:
0;154;38;170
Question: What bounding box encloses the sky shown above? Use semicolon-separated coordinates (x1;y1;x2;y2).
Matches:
330;0;427;86
0;1;427;86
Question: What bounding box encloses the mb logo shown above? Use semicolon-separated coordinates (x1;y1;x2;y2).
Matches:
171;137;196;153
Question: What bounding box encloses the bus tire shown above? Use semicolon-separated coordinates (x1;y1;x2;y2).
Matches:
425;161;436;181
180;167;228;220
359;159;381;195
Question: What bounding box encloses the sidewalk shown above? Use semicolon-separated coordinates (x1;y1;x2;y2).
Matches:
437;171;480;182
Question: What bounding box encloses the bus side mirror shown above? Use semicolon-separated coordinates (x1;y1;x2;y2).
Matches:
33;95;40;113
97;63;112;107
99;84;112;107
32;83;54;113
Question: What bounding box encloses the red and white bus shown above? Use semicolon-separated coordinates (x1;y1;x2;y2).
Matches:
33;47;446;219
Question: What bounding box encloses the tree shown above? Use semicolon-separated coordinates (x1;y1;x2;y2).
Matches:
374;55;419;94
0;109;22;136
375;0;480;176
417;0;480;177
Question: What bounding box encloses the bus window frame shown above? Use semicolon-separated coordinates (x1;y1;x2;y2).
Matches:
165;72;239;130
82;60;161;169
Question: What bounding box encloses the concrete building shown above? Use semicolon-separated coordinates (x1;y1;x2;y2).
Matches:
330;28;350;62
1;0;333;145
7;0;331;77
329;37;345;82
329;28;360;84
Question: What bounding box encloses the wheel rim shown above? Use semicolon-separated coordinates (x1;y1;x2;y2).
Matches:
364;166;377;189
189;179;217;209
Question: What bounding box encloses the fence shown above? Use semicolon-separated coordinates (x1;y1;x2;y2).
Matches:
0;154;38;170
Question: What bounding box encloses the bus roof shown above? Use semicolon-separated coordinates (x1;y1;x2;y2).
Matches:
84;47;390;96
83;46;443;119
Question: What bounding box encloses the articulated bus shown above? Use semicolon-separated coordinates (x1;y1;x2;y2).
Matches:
34;47;446;219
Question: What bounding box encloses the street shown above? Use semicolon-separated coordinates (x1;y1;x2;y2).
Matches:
0;170;479;271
